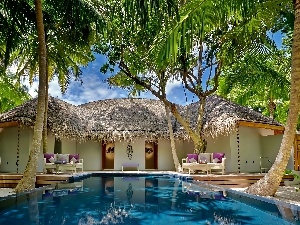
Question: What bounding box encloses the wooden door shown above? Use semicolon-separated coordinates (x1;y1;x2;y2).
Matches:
145;142;158;170
102;141;115;170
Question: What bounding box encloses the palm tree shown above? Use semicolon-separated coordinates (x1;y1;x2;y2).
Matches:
15;0;47;192
246;0;300;196
4;0;103;192
218;48;291;124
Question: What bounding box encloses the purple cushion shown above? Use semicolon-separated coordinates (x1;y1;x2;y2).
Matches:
44;153;55;163
187;154;198;163
69;154;79;163
213;152;225;163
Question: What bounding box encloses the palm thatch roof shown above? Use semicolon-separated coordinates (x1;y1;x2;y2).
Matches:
174;95;282;139
0;95;282;142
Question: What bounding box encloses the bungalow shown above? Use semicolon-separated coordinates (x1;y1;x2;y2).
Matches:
0;95;293;173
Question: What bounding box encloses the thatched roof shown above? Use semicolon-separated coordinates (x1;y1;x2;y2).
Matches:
174;95;282;139
0;95;282;142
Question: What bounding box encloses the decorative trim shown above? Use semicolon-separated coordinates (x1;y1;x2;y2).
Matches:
238;120;284;131
237;125;240;173
145;147;153;154
106;147;114;154
16;123;20;173
127;144;133;160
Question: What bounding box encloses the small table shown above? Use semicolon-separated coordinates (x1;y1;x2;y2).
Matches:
54;163;76;174
188;163;210;175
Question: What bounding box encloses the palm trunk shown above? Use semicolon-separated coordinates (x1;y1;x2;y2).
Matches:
42;66;49;154
15;0;47;192
246;0;300;196
165;105;182;172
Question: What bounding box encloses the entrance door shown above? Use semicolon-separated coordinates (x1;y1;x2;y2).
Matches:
102;141;115;170
145;141;158;169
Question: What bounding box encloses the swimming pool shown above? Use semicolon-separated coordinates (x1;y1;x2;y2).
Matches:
0;175;298;225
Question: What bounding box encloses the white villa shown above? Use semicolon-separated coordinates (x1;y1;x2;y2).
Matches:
0;95;294;173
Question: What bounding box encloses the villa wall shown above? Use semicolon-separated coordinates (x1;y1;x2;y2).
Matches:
0;125;288;173
114;139;144;170
260;134;293;170
157;139;176;171
230;126;262;173
207;135;231;172
77;141;102;171
0;126;31;173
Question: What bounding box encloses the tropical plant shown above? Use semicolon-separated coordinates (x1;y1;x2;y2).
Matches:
101;0;277;154
0;72;30;112
218;46;291;124
246;0;300;196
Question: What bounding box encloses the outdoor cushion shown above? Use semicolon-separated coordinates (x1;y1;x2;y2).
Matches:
44;153;55;163
54;160;67;164
49;157;55;163
56;154;69;163
198;153;211;163
187;154;198;163
212;152;225;163
69;154;79;163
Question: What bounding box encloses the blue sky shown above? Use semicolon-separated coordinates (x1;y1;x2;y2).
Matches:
24;32;284;106
24;54;197;106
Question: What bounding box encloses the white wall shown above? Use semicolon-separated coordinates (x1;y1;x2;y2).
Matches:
157;139;175;171
207;134;231;172
115;139;145;170
260;134;292;169
230;126;262;173
77;141;102;171
0;126;31;173
61;139;77;154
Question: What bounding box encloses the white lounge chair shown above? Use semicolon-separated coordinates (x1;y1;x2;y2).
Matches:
182;152;226;175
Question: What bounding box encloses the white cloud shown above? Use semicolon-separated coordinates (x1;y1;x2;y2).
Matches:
22;73;131;105
21;68;188;106
166;78;182;95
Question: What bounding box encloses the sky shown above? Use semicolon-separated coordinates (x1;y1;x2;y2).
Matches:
22;32;284;106
23;54;198;106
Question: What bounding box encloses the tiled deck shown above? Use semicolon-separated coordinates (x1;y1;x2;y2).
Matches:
0;171;294;188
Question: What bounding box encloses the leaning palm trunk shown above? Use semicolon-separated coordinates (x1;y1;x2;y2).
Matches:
165;105;182;172
15;0;47;192
42;67;49;153
246;0;300;196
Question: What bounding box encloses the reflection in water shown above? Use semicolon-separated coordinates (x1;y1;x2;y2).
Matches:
78;202;134;225
126;183;133;203
27;191;40;225
0;176;298;225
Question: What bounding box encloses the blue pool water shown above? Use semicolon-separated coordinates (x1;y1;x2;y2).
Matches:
0;175;299;225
